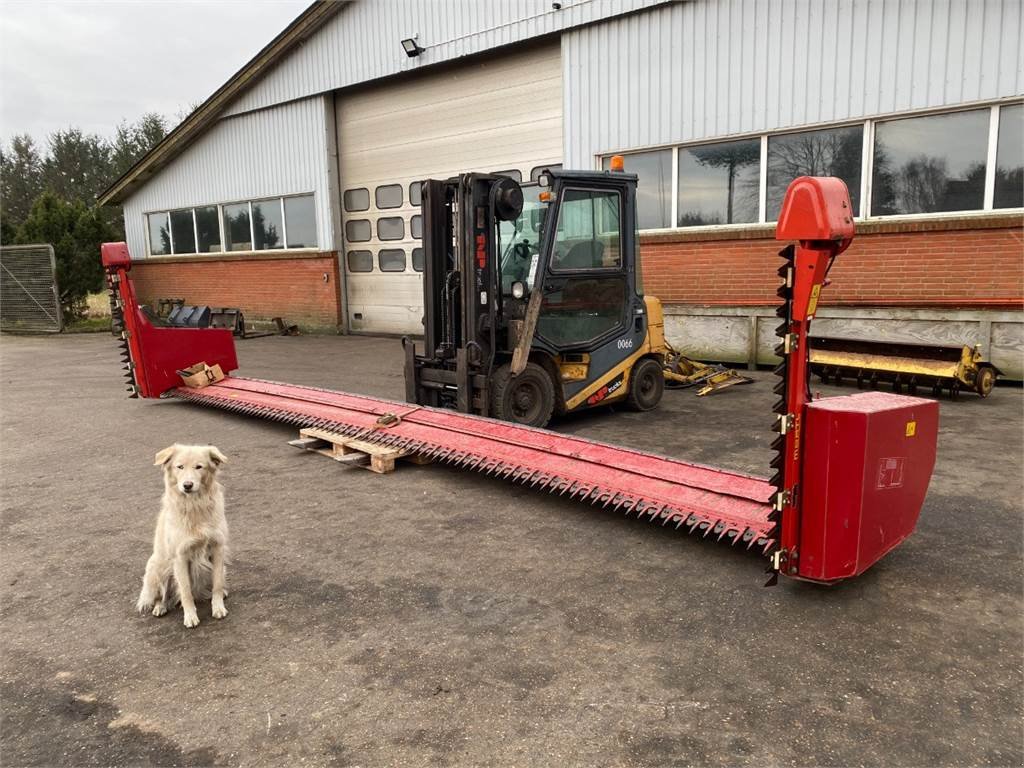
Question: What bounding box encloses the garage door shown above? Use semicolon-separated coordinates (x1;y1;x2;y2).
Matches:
336;42;562;335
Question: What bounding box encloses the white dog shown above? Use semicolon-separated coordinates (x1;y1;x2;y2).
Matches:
136;444;229;628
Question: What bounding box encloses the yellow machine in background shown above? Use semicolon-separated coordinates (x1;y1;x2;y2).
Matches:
809;336;1000;398
643;297;754;396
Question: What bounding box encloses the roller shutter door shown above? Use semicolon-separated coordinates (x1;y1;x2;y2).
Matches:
336;42;562;335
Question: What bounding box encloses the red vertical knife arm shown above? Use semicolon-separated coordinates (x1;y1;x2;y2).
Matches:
769;175;855;582
775;243;833;576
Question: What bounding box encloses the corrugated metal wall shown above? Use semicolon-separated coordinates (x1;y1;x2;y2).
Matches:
223;0;669;118
563;0;1024;167
123;96;334;258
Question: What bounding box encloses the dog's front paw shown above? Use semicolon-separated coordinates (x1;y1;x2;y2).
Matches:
183;611;200;628
212;602;228;620
136;596;153;615
152;602;167;617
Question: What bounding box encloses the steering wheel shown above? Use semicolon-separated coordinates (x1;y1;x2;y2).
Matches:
513;241;534;261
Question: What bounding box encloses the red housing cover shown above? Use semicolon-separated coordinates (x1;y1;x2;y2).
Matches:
799;392;938;582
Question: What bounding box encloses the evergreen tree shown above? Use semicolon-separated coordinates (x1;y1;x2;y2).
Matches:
41;128;113;206
0;134;44;238
16;191;116;319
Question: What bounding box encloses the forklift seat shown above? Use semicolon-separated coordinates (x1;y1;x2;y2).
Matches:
559;240;605;270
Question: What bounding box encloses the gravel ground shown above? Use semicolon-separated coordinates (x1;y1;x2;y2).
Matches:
1;332;1021;767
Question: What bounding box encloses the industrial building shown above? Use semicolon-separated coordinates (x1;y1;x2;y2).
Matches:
98;0;1024;377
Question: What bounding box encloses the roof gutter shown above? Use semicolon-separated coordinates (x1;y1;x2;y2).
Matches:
98;0;346;206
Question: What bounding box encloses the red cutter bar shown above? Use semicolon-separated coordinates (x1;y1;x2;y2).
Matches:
102;177;937;584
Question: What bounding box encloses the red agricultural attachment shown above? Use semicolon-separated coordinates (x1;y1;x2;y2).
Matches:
102;177;938;584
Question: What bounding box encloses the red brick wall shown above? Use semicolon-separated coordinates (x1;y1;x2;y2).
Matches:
126;216;1022;334
641;215;1024;308
131;252;342;330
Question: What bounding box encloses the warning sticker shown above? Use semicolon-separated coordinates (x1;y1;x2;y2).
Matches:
807;284;822;317
877;457;905;489
905;420;917;437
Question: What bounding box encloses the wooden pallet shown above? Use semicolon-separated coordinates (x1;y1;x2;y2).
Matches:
288;426;428;474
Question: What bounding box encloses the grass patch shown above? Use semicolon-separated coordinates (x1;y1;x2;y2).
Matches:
62;291;112;333
64;316;112;334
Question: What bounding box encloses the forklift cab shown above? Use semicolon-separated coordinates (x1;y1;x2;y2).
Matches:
405;164;667;427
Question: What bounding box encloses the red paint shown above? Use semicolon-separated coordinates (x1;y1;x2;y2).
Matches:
176;375;778;550
799;392;938;582
776;176;855;245
475;233;487;269
102;242;238;398
774;178;855;577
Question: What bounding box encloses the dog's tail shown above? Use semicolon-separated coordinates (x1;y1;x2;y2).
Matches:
188;549;215;600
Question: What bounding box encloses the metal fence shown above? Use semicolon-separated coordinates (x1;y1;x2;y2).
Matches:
0;244;63;333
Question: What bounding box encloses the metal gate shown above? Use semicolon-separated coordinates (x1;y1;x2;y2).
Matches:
0;244;63;332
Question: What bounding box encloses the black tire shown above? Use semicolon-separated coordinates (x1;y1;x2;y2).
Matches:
974;366;996;398
625;357;665;411
491;362;556;428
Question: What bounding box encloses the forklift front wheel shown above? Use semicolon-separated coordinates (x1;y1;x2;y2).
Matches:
625;357;665;411
491;362;555;428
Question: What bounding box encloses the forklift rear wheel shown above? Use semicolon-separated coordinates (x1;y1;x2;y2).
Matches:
625;357;665;411
491;362;555;428
975;366;996;398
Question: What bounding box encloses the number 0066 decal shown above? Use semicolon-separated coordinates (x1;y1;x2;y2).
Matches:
616;338;634;350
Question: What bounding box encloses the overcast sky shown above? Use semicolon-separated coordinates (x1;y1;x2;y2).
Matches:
0;0;309;148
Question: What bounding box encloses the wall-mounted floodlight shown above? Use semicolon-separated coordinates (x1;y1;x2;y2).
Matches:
401;36;424;58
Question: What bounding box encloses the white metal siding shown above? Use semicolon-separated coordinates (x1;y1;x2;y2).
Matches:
223;0;670;118
122;96;335;258
338;42;563;335
562;0;1024;167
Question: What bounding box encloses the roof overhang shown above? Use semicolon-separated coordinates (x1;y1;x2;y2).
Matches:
98;0;346;206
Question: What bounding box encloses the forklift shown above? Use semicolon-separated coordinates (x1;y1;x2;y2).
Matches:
403;158;669;428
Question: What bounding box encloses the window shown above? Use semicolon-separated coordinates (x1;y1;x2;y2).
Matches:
603;149;671;229
378;248;406;272
251;198;284;250
871;110;989;215
551;189;622;270
677;139;760;226
994;104;1023;209
409;181;422;207
602;102;1023;230
169;209;196;254
223;203;251;251
538;276;627;348
284;195;316;248
411;214;422;239
492;169;522;182
767;125;862;220
531;164;562;182
195;206;221;253
347;250;373;272
147;212;170;255
377;217;404;241
344;188;369;212
144;194;317;256
411;247;424;272
375;184;403;209
345;219;371;242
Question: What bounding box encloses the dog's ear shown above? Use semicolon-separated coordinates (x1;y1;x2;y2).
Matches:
154;445;177;466
207;446;227;467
